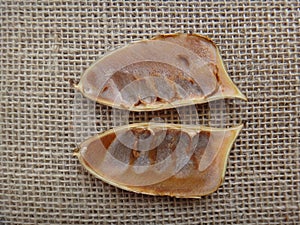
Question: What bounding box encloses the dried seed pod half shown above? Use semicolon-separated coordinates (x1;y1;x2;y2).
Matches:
74;123;242;198
74;33;246;111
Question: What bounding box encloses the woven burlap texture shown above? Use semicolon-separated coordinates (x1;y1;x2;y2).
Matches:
1;0;299;224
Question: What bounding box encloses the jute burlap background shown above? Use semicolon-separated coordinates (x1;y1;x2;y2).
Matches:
1;1;299;224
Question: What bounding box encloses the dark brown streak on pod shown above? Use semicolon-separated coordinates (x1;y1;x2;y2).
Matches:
102;86;109;93
198;131;211;147
130;150;141;166
183;130;207;169
191;131;210;166
100;132;116;149
155;97;167;103
132;150;140;158
189;155;199;170
195;63;220;99
148;149;157;165
133;100;143;107
213;65;220;83
140;96;157;105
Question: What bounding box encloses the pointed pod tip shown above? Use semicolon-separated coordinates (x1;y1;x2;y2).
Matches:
234;86;247;101
238;92;247;101
73;84;80;90
69;79;80;90
73;147;80;157
235;123;244;133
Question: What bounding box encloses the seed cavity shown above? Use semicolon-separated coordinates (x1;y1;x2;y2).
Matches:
177;54;190;67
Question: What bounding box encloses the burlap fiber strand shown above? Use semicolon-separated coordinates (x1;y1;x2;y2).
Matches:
1;0;299;224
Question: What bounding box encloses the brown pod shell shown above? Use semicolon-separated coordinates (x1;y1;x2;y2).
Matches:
74;123;243;198
75;33;246;111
